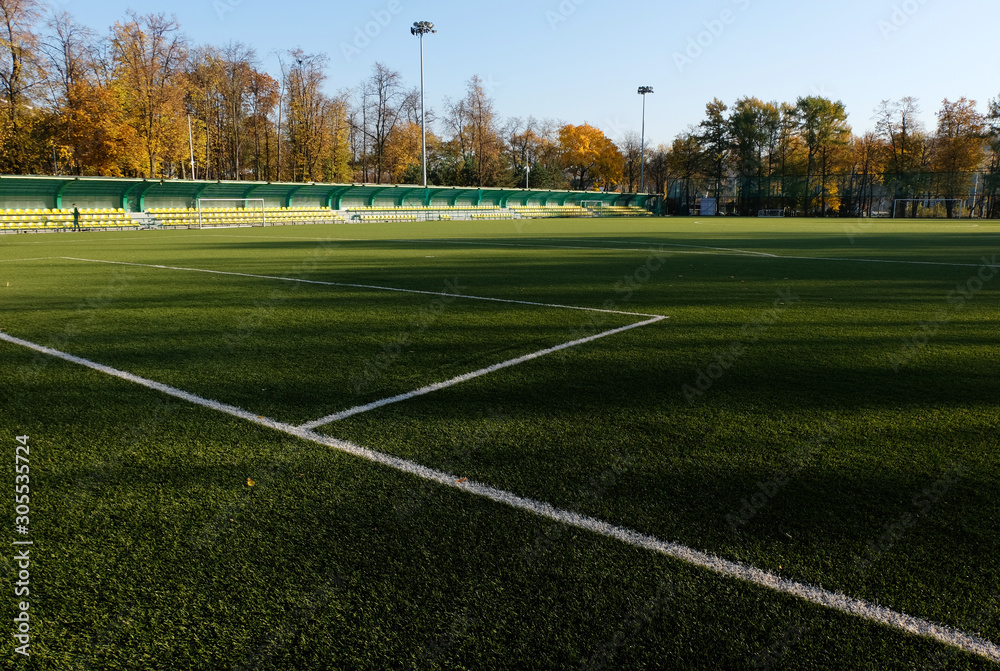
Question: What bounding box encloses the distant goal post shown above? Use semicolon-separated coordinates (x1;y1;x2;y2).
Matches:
196;198;266;228
581;200;604;216
892;199;965;219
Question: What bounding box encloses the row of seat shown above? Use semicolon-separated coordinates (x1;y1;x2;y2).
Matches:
508;206;590;218
595;206;653;217
357;205;505;211
146;207;345;227
356;214;418;222
0;211;133;229
1;207;128;215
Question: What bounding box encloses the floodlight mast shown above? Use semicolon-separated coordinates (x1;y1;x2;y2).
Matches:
637;86;653;194
411;21;436;189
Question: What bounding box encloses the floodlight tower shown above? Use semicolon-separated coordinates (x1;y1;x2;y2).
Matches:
637;86;653;194
411;21;436;188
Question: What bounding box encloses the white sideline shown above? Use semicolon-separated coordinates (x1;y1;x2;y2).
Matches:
538;238;780;258
3;330;999;663
298;316;666;429
131;233;994;269
392;238;772;257
778;254;995;269
347;237;996;269
422;238;995;268
59;257;662;318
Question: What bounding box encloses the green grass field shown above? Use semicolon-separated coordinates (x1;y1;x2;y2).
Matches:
2;217;999;670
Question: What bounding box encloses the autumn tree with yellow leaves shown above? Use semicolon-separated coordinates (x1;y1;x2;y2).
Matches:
110;12;189;178
0;0;51;173
558;123;623;191
931;98;986;214
282;50;350;183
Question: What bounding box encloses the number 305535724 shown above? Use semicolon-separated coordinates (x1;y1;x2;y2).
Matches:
15;435;30;526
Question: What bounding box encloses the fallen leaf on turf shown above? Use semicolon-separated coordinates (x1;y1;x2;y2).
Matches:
247;478;255;487
456;478;467;483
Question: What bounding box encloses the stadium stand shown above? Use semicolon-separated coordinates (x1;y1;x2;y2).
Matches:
0;176;653;233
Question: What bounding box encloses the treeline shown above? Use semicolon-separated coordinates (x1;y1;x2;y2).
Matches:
3;3;1000;216
0;5;624;190
656;96;1000;217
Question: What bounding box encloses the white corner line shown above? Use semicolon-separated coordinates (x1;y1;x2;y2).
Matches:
298;316;667;429
2;330;998;663
58;257;661;318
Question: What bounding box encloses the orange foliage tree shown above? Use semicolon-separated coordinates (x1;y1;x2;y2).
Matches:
110;11;188;177
63;81;143;175
557;123;623;190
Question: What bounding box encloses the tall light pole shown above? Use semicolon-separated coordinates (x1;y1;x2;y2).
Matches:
411;21;436;188
187;114;196;180
637;86;653;194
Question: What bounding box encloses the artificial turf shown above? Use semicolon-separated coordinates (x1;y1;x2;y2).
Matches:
2;217;999;669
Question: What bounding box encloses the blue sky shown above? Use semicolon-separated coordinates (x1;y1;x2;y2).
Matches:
66;0;1000;147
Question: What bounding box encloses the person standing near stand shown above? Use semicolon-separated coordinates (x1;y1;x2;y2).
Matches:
73;203;80;231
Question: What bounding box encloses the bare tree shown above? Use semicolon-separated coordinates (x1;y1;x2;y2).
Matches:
41;11;93;105
875;97;929;211
619;130;642;193
357;62;417;183
246;67;278;181
644;143;672;197
218;42;256;179
462;75;502;186
283;49;326;181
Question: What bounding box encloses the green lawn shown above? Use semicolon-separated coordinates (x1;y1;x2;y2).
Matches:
2;217;999;669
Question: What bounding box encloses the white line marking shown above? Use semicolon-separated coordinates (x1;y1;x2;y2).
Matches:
435;238;991;268
199;234;764;258
141;233;995;269
327;237;991;269
778;255;993;269
544;238;781;258
0;257;60;263
3;330;998;663
299;316;666;429
1;332;294;433
59;257;661;318
391;238;750;257
186;233;742;257
199;234;356;242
